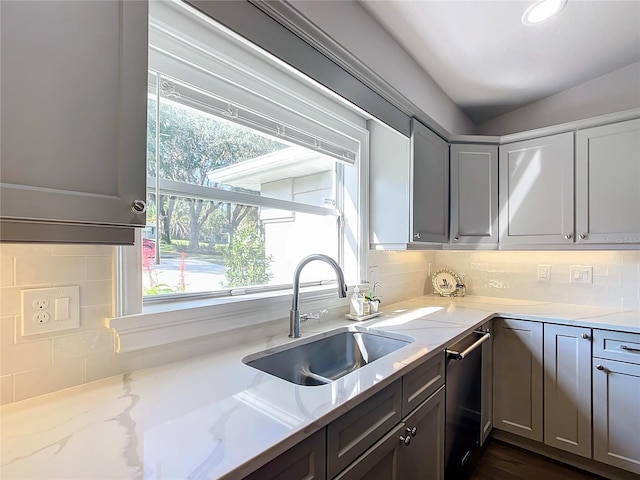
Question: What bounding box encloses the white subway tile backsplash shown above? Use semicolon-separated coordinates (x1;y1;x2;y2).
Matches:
1;243;637;406
1;287;35;315
0;244;52;257
84;351;142;383
0;256;14;287
13;359;84;402
436;251;639;309
51;245;112;256
53;329;114;363
1;374;13;405
77;280;112;307
1;315;52;376
85;256;112;281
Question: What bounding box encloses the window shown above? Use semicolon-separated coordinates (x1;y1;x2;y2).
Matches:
144;86;347;298
117;0;369;323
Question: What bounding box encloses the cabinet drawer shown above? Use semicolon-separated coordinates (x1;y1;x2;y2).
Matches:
593;330;640;364
244;429;325;480
402;350;445;416
327;380;402;478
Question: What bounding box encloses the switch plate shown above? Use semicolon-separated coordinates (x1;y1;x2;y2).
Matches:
21;286;80;336
537;264;551;282
570;266;593;284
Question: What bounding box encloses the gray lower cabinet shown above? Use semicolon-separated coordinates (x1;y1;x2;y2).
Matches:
327;380;403;478
449;144;498;245
0;1;148;242
244;429;326;480
493;318;544;441
498;132;574;245
575;118;640;244
242;352;446;480
335;386;445;480
330;352;446;479
592;330;640;474
543;324;592;458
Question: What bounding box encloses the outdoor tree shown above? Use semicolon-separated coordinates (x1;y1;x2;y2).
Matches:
219;211;273;287
147;96;287;250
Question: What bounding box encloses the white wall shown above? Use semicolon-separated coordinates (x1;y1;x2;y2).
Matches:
476;62;640;135
288;0;474;135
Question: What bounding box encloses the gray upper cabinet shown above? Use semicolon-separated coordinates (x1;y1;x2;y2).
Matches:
499;133;574;245
450;144;498;245
411;119;450;243
369;118;449;248
0;1;148;241
576;119;640;244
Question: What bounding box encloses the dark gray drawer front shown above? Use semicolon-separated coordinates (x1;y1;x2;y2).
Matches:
594;330;640;364
402;350;445;416
327;380;402;478
244;428;326;480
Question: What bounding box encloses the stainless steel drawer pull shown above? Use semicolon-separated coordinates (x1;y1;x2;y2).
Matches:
446;331;491;360
620;345;640;353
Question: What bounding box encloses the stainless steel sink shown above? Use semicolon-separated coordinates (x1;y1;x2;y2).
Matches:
243;327;414;386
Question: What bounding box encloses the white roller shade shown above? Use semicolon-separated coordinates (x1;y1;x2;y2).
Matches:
149;0;366;164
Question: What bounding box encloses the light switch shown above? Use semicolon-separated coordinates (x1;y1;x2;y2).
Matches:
55;297;70;321
570;266;593;284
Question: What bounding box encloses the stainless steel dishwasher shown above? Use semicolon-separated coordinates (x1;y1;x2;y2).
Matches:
445;326;492;479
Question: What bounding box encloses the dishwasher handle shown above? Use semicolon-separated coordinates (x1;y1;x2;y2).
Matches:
446;330;491;360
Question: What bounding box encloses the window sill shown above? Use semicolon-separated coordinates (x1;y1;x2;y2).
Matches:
107;285;349;353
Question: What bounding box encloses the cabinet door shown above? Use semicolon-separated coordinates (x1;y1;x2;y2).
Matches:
334;423;404;480
499;133;574;244
450;144;498;245
368;120;411;247
543;324;592;458
493;318;543;441
576;118;640;244
244;429;326;480
399;386;445;480
402;351;445;416
0;1;148;228
593;358;640;475
327;380;402;478
411;119;449;243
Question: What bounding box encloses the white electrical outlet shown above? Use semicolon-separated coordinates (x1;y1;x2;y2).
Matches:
21;286;80;336
537;264;551;282
570;266;593;284
369;265;379;284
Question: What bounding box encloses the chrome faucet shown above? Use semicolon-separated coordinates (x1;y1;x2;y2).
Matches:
290;254;347;338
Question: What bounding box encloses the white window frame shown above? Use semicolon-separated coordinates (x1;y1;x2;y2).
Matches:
108;0;370;352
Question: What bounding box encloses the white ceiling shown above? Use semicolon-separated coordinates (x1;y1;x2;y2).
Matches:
359;0;640;124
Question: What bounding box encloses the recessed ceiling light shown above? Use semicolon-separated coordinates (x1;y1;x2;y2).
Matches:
522;0;567;26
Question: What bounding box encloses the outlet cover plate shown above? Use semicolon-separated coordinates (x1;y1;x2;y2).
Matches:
537;264;551;282
570;265;593;284
21;286;80;336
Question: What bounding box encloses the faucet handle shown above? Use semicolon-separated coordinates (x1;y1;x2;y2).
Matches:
300;312;321;323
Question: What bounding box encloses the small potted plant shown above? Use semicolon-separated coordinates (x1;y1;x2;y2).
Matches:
365;282;382;313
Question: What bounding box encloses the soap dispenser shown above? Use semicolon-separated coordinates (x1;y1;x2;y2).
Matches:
350;286;364;316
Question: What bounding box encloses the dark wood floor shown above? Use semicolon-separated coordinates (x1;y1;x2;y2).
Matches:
469;440;608;480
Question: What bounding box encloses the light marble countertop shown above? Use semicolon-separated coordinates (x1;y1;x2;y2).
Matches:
1;295;638;479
